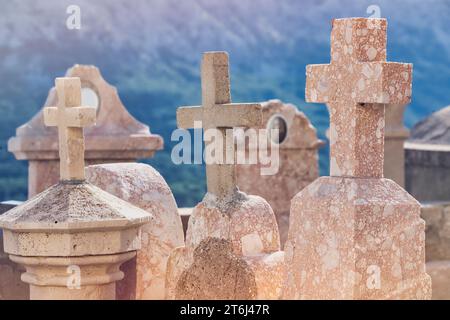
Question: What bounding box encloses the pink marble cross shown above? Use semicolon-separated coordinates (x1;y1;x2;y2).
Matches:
306;18;412;178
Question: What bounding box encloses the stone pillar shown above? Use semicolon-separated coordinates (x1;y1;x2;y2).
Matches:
236;99;323;246
10;253;135;300
8;64;163;198
0;77;151;300
166;52;285;299
284;18;430;299
384;104;409;187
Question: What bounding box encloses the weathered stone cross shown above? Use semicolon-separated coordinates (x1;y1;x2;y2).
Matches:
306;18;412;178
43;77;97;181
177;52;262;199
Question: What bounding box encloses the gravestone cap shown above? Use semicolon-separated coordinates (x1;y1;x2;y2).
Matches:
407;106;450;148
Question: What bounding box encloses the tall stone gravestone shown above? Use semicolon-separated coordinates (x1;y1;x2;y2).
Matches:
166;52;285;300
236;99;323;246
0;77;151;300
8;65;163;198
283;18;431;299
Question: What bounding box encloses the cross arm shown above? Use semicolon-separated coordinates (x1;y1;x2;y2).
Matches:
176;106;203;129
207;103;262;128
43;106;97;127
305;64;331;103
177;103;262;129
355;62;412;104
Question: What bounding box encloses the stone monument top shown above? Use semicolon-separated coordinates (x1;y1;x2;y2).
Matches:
9;64;163;161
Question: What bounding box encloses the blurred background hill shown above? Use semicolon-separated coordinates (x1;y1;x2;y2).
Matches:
0;0;449;206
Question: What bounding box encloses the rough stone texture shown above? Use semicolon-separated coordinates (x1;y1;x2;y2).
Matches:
0;181;151;256
175;238;258;300
384;104;409;187
236;99;323;246
405;106;450;202
284;18;430;300
166;194;286;300
420;201;450;299
85;163;185;300
8;64;163;197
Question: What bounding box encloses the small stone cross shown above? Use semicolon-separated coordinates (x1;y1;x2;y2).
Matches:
43;77;97;181
306;18;412;178
177;52;262;199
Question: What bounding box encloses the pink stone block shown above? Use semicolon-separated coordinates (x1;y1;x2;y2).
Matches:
284;177;431;299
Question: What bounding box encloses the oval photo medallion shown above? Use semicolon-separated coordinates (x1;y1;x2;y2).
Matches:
267;115;288;144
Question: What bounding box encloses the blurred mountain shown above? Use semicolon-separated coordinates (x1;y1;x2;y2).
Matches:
0;0;449;206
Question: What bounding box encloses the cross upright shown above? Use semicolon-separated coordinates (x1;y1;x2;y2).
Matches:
177;52;262;200
43;77;97;181
306;18;412;178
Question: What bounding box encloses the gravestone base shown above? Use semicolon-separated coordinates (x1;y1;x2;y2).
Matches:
10;252;135;300
85;163;185;300
166;193;285;300
283;177;431;300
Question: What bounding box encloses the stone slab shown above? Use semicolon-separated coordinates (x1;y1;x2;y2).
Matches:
86;163;185;299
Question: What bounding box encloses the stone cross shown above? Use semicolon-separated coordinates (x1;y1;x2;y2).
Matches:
177;52;262;199
43;77;96;181
306;18;412;178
